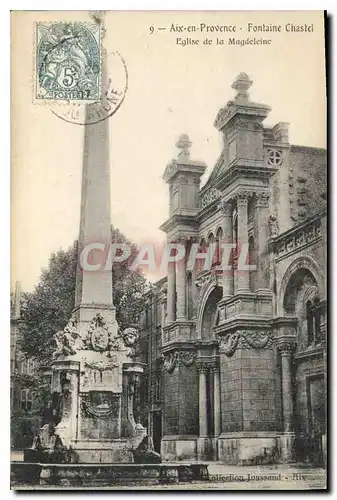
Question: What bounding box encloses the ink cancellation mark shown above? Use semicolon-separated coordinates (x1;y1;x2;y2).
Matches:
50;51;128;126
35;22;101;101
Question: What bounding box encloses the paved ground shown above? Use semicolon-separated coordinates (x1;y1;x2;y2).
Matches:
11;452;326;491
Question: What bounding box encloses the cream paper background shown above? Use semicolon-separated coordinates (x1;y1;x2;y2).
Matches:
11;11;326;291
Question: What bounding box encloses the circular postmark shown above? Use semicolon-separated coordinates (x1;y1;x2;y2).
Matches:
49;50;128;125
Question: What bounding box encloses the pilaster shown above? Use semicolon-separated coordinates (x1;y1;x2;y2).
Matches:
254;191;271;291
219;199;234;298
235;191;251;293
273;317;297;463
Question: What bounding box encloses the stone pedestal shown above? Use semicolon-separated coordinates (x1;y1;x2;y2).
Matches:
217;329;282;465
161;436;198;462
218;432;279;465
197;437;217;461
49;321;147;463
160;347;199;461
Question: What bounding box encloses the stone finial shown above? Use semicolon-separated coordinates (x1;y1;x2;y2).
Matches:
176;133;192;161
273;122;289;143
231;72;253;101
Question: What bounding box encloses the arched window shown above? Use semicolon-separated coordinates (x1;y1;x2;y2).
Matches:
208;233;214;243
200;238;206;252
306;300;314;346
186;271;193;319
314;296;321;344
196;238;207;274
215;227;223;265
232;209;238;266
208;233;215;267
248;235;256;291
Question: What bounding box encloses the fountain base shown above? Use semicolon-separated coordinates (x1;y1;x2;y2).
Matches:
11;462;209;488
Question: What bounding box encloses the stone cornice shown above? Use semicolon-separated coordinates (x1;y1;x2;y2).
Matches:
195;339;219;348
160;340;197;355
159;214;199;234
162;320;195;332
163;160;207;183
272;316;298;329
214;316;272;336
214;100;271;131
293;346;325;361
213;163;277;193
263;141;291;150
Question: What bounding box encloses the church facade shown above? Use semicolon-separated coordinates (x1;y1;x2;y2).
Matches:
138;73;327;465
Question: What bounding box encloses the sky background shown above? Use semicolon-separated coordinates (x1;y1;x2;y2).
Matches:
11;10;326;292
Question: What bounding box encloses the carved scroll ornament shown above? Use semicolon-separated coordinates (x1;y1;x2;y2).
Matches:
219;332;240;356
162;350;196;373
84;360;119;371
81;400;116;418
219;330;274;357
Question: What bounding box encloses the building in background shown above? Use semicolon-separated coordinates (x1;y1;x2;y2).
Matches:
138;73;327;465
10;281;40;449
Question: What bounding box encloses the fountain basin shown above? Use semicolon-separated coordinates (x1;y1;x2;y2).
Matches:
11;462;209;488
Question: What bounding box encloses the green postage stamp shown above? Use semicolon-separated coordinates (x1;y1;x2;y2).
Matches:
35;22;101;100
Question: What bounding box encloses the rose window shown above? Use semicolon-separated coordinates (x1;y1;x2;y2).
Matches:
267;149;283;166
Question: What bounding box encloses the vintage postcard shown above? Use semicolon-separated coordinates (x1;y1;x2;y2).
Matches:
11;10;327;490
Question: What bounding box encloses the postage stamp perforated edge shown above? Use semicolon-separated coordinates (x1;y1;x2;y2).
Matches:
32;20;103;105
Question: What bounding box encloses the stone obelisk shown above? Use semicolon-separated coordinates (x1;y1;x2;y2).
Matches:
74;72;117;338
48;31;146;463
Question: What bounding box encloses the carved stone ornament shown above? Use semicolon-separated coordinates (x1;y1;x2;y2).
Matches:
219;330;274;357
200;187;221;209
219;332;240;357
195;273;218;312
268;214;279;237
162;350;196;373
256;192;270;207
88;313;110;352
176;133;192;161
218;199;232;217
236;191;252;205
267;149;283;166
84;360;119;371
277;340;296;355
121;327;139;358
121;327;139;348
81;396;116;419
52;313;82;359
86;313;124;353
195;272;213;290
240;330;273;350
274;218;321;259
196;361;211;373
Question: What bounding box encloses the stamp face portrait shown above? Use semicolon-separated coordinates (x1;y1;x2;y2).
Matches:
35;22;101;101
